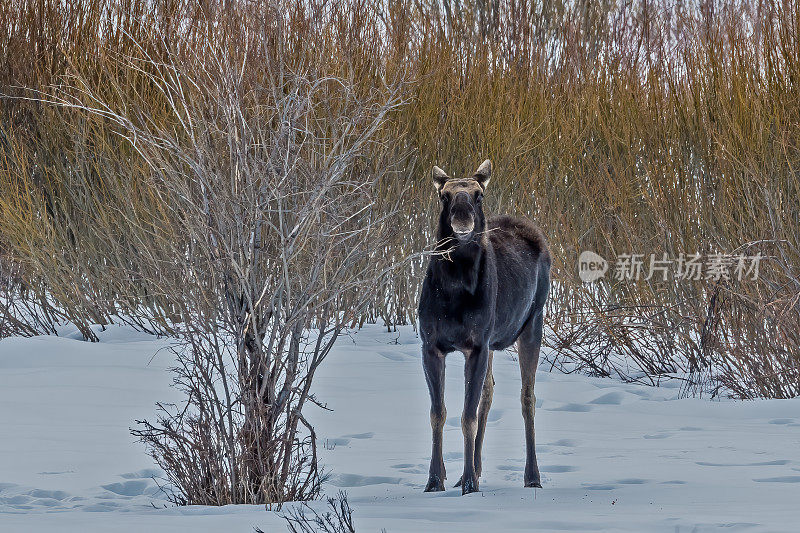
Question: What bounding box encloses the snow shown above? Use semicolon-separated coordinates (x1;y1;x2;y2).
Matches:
1;323;799;532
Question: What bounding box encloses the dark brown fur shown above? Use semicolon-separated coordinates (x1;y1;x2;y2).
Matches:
419;160;551;494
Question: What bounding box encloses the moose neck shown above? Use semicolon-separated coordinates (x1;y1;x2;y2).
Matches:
434;220;487;295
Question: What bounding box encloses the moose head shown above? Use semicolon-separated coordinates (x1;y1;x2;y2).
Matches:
432;159;492;243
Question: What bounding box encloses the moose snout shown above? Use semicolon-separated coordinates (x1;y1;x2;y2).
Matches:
449;192;477;237
451;216;475;236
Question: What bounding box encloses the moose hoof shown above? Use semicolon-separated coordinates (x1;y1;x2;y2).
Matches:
460;476;479;495
424;475;445;492
455;470;482;488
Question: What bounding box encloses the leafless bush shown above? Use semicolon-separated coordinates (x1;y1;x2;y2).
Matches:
268;490;356;533
37;24;407;503
701;241;800;398
0;255;58;338
545;298;694;384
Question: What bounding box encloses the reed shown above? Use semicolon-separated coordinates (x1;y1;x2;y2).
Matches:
1;0;798;398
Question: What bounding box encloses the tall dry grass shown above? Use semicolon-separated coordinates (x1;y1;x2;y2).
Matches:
1;0;799;399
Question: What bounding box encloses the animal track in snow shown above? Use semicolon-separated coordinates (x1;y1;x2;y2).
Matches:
696;459;790;467
550;439;578;447
582;483;617;491
101;480;159;497
120;468;162;479
391;463;426;474
343;432;374;439
643;433;671;439
331;474;401;487
487;409;504;423
0;482;19;493
753;476;800;483
541;465;577;473
28;489;69;500
589;392;625;405
1;487;75;512
548;403;592;413
378;351;415;362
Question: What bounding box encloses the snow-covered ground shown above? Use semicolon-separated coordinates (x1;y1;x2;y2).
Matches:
1;323;799;532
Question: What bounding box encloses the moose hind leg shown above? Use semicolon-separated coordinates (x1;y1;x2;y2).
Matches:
518;311;543;488
474;350;494;478
423;345;447;492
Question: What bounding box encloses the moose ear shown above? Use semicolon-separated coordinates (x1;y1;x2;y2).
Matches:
432;166;449;191
474;159;492;189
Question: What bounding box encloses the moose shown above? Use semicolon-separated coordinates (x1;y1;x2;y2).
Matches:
418;160;551;495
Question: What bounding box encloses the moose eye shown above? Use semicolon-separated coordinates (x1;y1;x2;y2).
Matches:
440;193;450;203
475;192;484;203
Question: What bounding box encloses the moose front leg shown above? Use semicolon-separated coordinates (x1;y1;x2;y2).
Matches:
455;350;493;488
460;344;489;494
423;344;447;492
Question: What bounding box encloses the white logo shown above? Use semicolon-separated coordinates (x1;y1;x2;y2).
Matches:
578;251;608;283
